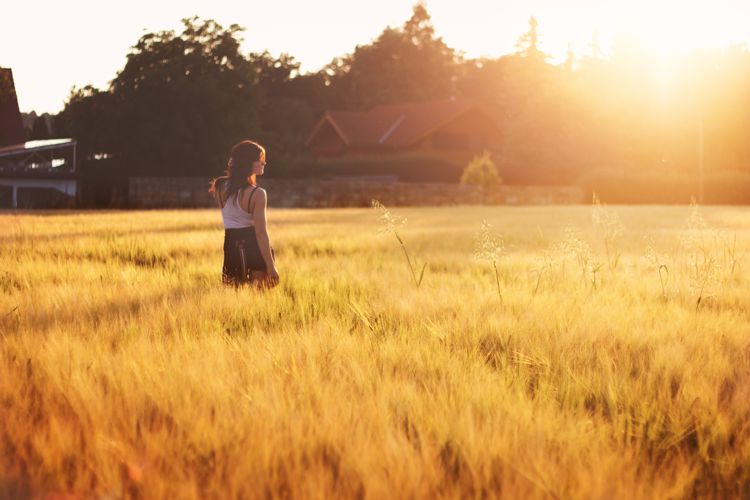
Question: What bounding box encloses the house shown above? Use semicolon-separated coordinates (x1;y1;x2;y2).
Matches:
305;98;503;167
0;67;77;208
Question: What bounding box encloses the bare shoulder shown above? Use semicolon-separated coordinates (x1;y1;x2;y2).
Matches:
249;186;268;212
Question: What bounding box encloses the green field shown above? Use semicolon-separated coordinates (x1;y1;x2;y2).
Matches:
1;205;749;499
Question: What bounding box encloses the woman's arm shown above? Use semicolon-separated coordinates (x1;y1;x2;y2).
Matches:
210;177;226;208
252;189;279;283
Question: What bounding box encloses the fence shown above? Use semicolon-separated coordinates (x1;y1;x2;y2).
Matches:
128;177;584;208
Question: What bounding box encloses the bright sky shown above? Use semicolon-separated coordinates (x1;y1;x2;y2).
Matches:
2;0;748;113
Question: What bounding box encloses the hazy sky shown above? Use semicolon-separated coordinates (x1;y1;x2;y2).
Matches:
3;0;748;114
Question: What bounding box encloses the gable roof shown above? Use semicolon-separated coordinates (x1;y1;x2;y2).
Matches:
306;98;497;150
0;68;26;148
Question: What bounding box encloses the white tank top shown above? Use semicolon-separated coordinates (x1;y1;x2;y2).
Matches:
221;186;256;229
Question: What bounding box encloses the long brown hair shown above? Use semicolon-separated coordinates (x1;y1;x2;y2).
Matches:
209;140;265;200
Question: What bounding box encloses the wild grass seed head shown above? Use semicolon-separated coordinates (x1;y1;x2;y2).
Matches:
371;199;407;235
473;220;504;264
592;193;624;240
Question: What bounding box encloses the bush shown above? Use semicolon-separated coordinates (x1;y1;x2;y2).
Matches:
460;150;502;187
579;169;750;204
289;154;465;182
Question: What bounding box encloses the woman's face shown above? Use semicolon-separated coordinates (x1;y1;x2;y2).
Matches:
251;157;266;176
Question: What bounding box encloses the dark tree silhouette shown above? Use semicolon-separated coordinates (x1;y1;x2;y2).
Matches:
56;86;117;161
108;17;264;175
29;115;51;140
326;2;461;110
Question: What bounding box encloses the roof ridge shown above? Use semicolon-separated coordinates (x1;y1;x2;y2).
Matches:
378;114;406;144
323;112;351;145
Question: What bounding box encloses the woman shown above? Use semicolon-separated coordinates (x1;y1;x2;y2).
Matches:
209;140;279;288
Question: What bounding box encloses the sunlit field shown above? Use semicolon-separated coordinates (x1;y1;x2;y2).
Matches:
1;204;749;499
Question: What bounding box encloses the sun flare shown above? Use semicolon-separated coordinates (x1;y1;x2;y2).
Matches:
609;1;742;54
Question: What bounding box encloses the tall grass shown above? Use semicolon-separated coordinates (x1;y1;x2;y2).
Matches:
474;220;505;302
372;200;427;288
0;206;749;499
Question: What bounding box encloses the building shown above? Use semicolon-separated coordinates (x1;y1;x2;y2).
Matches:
0;67;77;208
305;98;503;167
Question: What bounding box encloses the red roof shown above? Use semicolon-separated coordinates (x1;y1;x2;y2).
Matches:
307;98;497;149
0;68;26;148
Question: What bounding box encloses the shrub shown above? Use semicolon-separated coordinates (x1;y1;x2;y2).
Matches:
460;150;502;187
579;169;750;204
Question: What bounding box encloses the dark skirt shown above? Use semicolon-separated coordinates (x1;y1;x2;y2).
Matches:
222;227;274;285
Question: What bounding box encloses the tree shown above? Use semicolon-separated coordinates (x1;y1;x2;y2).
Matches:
327;2;461;110
29;115;51;140
106;17;264;175
55;85;117;160
55;16;338;178
514;16;548;64
246;51;319;171
460;150;502;187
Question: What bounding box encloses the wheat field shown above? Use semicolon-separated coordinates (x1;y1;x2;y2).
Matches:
1;204;749;499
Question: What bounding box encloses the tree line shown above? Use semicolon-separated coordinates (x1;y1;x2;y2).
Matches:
43;3;750;184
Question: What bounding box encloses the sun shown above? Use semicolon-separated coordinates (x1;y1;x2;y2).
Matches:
568;0;750;94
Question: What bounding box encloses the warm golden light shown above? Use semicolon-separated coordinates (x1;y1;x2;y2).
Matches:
607;1;742;54
5;0;750;113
